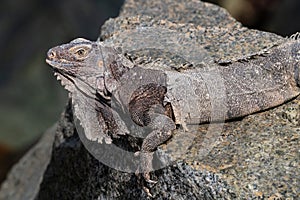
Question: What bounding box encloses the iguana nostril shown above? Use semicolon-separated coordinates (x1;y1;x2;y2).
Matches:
47;50;56;59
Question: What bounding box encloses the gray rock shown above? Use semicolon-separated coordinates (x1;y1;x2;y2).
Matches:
0;124;56;200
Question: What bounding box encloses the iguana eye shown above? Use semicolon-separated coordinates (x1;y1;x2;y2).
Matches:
76;48;86;56
69;45;92;60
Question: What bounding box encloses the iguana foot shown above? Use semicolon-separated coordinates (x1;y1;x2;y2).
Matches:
134;152;156;197
135;151;157;184
142;186;153;197
144;176;158;184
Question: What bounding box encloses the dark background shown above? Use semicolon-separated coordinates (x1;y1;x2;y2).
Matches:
0;0;124;183
0;0;299;184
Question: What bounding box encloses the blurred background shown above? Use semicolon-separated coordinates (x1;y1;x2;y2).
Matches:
0;0;299;185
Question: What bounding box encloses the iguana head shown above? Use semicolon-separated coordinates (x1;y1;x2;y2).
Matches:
46;38;108;97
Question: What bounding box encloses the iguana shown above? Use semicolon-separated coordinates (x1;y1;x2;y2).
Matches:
46;36;300;183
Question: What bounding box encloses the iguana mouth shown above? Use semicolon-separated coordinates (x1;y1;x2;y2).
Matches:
46;58;76;68
46;58;80;84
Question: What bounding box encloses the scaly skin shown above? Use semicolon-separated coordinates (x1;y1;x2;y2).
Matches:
46;37;300;184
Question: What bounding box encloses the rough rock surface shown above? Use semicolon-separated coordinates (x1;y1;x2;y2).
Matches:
0;124;56;200
1;0;299;199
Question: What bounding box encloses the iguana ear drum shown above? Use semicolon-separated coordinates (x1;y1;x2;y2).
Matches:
98;60;104;68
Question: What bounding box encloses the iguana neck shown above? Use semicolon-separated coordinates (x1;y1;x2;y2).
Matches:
98;44;131;93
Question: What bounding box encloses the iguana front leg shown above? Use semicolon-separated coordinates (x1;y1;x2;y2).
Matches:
129;83;176;182
137;112;175;182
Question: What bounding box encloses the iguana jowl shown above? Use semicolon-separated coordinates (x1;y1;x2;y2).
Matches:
46;37;300;182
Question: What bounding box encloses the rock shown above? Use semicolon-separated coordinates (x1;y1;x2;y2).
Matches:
0;124;56;200
1;0;299;199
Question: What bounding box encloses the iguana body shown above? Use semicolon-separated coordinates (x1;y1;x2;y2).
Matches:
46;37;300;182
